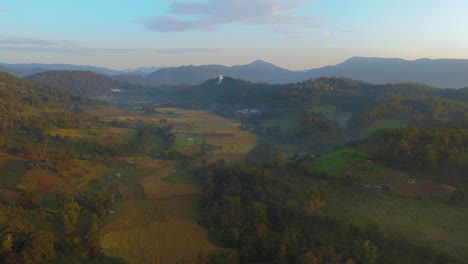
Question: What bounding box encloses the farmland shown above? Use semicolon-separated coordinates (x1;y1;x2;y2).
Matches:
311;147;371;177
92;107;256;263
319;181;468;261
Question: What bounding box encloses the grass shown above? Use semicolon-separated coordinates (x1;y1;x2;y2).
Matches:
312;147;371;177
360;118;409;138
320;182;468;262
350;162;455;199
308;105;337;118
100;196;227;264
162;167;201;184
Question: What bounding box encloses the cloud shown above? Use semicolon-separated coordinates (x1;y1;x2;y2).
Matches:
138;0;322;34
321;31;332;38
0;35;220;56
0;36;60;46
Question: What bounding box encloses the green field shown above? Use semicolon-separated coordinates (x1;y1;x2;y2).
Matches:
261;112;304;136
312;147;371;177
308;105;337;118
320;182;468;262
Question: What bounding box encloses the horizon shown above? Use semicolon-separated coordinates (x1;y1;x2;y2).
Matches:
1;0;468;70
4;56;468;72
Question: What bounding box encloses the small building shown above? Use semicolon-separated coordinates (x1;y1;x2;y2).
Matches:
115;172;122;178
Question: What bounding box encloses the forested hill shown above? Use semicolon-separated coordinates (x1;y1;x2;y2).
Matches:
25;70;123;97
0;72;92;156
176;76;468;114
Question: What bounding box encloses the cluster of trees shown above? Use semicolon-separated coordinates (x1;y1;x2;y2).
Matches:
193;162;383;264
372;127;468;178
25;70;122;97
0;191;123;263
352;95;468;127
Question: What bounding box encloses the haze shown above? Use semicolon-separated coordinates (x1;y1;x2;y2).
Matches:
1;0;468;70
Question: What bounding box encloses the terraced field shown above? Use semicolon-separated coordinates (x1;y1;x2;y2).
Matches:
95;107;255;263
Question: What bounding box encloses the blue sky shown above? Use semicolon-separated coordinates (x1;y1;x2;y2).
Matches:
1;0;467;70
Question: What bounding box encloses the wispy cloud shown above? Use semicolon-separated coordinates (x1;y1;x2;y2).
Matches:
0;35;220;55
0;36;60;46
137;0;322;34
321;31;332;38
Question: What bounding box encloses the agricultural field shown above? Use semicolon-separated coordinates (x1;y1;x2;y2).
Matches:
319;181;467;262
348;162;456;199
94;107;256;263
260;112;304;137
100;157;226;263
18;168;72;195
311;147;371;177
100;197;226;264
91;107;256;157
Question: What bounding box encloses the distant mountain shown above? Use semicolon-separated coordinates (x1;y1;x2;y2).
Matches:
306;57;468;88
144;57;468;87
0;63;122;77
145;60;301;85
111;74;153;86
25;70;122;97
123;66;163;75
4;57;468;87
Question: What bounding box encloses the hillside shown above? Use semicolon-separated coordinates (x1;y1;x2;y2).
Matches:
0;72;94;155
25;70;123;97
145;60;302;85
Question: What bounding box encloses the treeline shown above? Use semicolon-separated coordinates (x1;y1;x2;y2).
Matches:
372;127;468;179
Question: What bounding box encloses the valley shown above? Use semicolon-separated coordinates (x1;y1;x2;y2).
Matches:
0;71;467;264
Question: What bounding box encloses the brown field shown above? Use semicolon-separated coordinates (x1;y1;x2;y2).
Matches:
97;107;256;262
100;197;228;264
351;164;456;198
139;160;201;199
60;159;111;189
18;168;73;194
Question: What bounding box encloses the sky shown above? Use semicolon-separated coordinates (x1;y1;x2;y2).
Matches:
1;0;468;70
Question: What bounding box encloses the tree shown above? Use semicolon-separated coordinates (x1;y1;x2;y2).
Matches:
274;151;288;169
57;194;81;234
23;231;56;264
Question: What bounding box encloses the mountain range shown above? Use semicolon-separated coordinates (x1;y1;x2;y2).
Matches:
3;57;468;88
